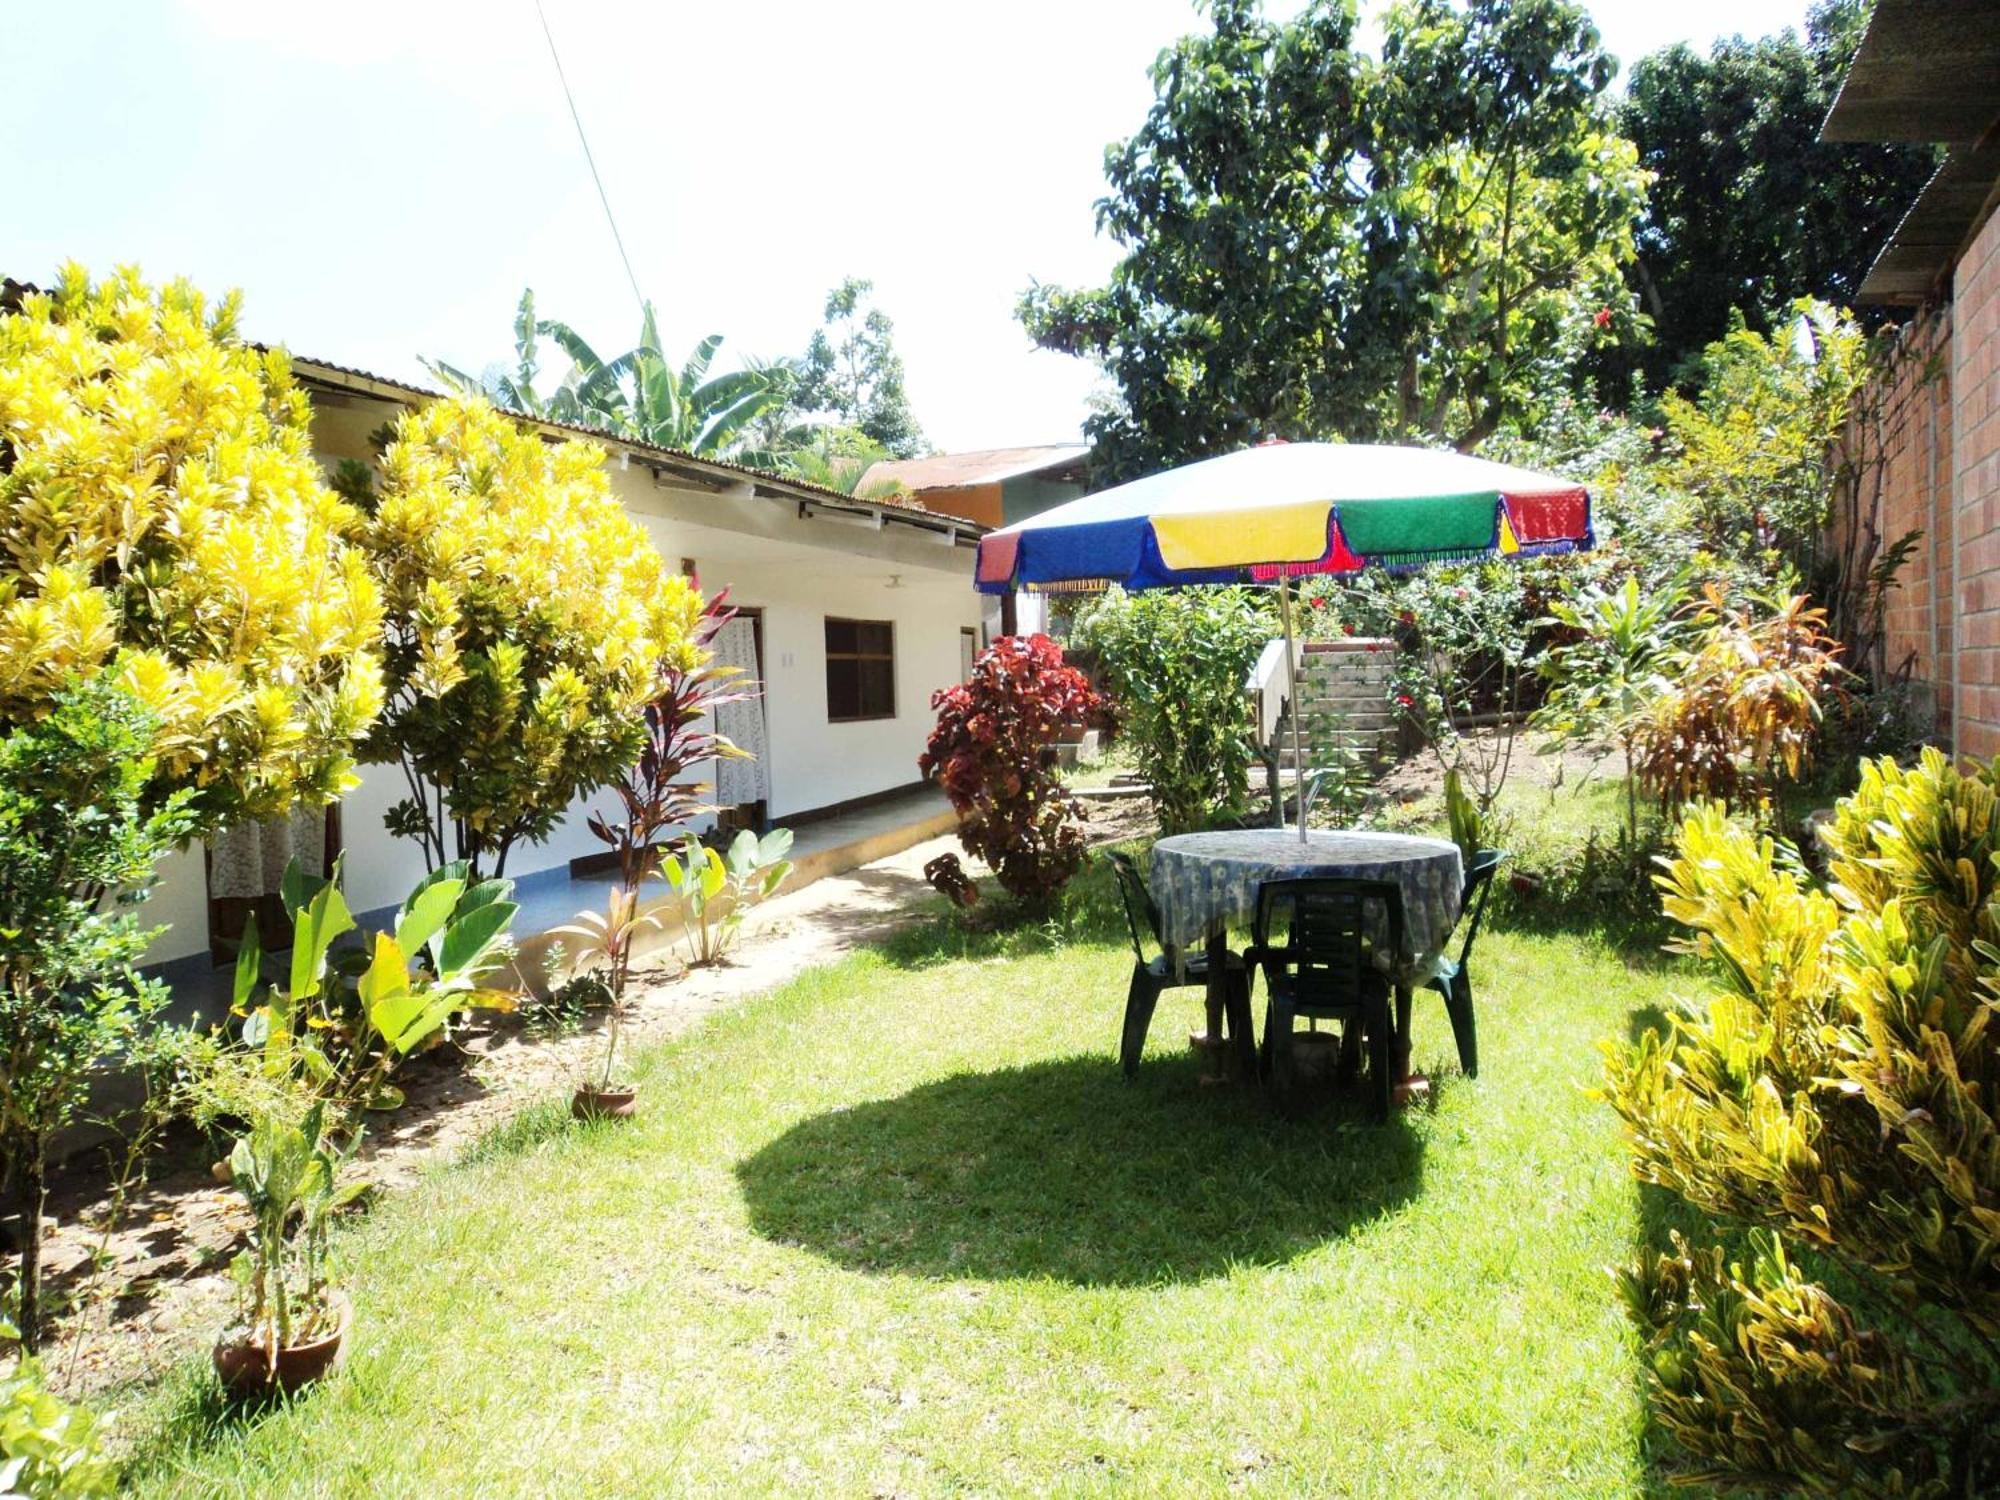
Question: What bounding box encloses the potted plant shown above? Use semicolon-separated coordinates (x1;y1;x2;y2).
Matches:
212;1102;361;1396
557;885;661;1120
196;859;520;1392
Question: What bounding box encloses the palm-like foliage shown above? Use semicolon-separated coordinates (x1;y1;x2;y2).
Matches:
429;291;793;458
778;426;913;500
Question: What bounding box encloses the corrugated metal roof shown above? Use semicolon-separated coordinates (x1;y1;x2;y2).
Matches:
1820;0;2000;145
859;444;1091;495
287;355;969;526
1820;0;2000;305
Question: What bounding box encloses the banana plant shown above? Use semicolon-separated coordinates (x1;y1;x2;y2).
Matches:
234;858;520;1112
661;828;795;966
227;1100;362;1362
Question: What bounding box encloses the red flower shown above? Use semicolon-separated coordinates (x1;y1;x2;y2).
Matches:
1593;307;1612;329
1396;693;1414;708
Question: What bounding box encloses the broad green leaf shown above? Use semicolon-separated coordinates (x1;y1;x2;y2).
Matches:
279;856;326;921
288;879;354;1004
437;899;518;981
453;878;514;917
727;827;758;876
232;913;263;1012
395;877;464;956
699;846;727;900
759;828;795;865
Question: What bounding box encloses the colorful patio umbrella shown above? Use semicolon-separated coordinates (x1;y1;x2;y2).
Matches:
971;442;1593;841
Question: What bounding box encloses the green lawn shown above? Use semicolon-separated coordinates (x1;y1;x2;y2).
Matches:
123;861;1692;1498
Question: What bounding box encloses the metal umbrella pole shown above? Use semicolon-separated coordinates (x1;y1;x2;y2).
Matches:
1278;574;1308;844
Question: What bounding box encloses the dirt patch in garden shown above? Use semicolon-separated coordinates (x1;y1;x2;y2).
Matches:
31;801;1154;1402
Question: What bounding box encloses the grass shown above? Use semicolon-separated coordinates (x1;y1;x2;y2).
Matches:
118;864;1696;1498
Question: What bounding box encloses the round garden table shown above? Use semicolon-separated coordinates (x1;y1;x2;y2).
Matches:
1148;829;1465;1083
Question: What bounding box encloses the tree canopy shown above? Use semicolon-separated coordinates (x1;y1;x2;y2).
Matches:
1604;0;1935;391
1020;0;1645;481
0;265;385;832
790;278;926;460
354;395;705;877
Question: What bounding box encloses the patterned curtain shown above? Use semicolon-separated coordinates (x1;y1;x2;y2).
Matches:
209;805;327;900
710;615;771;808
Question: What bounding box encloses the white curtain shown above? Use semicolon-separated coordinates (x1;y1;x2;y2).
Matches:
710;615;771;808
208;805;327;900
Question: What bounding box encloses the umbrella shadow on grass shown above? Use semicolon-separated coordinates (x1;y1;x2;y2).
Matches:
735;1054;1424;1286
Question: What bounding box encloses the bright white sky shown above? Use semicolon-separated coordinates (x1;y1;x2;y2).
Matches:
4;0;1810;453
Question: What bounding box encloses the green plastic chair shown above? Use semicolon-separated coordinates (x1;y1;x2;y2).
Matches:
1246;877;1403;1120
1109;851;1249;1080
1426;848;1504;1078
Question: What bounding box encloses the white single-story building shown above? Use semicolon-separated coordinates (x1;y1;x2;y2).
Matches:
142;357;986;988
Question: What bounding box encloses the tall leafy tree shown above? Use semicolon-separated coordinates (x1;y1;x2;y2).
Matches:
1020;0;1645;481
791;278;926;459
353;395;706;877
1605;0;1936;392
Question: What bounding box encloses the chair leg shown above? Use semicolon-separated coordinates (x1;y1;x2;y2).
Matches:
1223;968;1257;1081
1364;990;1393;1122
1268;997;1296;1109
1443;972;1478;1079
1120;966;1161;1081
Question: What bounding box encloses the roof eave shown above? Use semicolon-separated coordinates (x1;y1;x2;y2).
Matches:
288;357;985;547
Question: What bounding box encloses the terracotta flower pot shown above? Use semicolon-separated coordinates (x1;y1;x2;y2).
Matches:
572;1083;639;1121
213;1292;351;1397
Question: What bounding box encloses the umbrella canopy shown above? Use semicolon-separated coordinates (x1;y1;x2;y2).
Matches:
973;442;1591;595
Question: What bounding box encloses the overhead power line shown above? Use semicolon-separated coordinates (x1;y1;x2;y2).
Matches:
533;0;647;318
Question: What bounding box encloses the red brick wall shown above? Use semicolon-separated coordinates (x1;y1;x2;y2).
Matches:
1955;208;2000;764
1847;311;1953;737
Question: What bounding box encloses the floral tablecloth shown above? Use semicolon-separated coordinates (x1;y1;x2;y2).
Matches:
1149;829;1463;987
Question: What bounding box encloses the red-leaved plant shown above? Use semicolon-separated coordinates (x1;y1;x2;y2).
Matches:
920;634;1100;910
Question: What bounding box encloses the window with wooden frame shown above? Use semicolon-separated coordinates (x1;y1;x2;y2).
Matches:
825;617;896;722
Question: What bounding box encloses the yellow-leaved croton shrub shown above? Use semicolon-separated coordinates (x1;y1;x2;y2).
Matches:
355;394;702;875
0;265;385;830
1602;751;2000;1495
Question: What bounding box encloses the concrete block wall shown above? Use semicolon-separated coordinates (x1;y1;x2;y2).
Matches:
1290;639;1399;767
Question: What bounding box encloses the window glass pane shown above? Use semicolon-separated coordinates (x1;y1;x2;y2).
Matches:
825;618;896;720
858;659;895;717
827;659;860;720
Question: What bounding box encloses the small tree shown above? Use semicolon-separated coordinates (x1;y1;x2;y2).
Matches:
1602;752;2000;1494
1071;587;1270;834
1533;573;1689;848
920;635;1099;909
1662;301;1869;579
356;395;704;876
0;678;190;1349
0;264;385;829
1630;585;1847;813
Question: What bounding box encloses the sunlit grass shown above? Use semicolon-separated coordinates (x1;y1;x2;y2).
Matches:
120;864;1692;1497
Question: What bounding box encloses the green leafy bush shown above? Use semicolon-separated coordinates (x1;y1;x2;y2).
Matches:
1;1319;114;1497
1601;751;2000;1494
1533;572;1690;847
1631;585;1847;813
0;677;191;1348
922;635;1101;908
352;394;704;877
660;829;795;967
1071;587;1270;834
